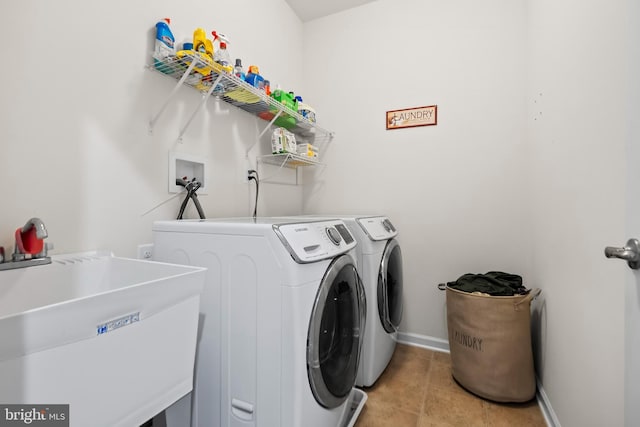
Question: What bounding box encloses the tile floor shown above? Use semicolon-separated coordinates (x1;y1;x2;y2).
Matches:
355;344;546;427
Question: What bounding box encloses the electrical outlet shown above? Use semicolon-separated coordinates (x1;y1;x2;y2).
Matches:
241;158;253;183
137;243;154;260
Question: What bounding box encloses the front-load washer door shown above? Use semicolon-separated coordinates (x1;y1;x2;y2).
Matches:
378;238;403;333
307;254;365;409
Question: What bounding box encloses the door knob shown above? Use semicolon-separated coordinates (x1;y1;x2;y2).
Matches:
604;238;640;269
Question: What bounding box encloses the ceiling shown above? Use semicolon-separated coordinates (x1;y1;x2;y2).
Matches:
284;0;378;22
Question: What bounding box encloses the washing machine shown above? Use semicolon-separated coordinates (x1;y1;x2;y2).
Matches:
152;217;367;427
300;215;403;387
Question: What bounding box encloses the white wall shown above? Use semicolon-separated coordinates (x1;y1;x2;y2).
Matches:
302;0;529;341
526;0;627;425
303;0;628;425
0;0;305;258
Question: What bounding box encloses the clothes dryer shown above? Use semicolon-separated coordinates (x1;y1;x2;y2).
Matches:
152;217;367;427
300;215;403;387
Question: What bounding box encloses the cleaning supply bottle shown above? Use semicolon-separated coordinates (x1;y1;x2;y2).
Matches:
295;96;316;122
215;41;231;71
264;80;271;96
288;92;299;112
245;65;265;89
183;27;213;81
193;28;212;58
211;31;233;73
154;18;175;73
234;58;246;81
270;88;297;129
272;89;296;111
271;84;283;99
154;18;175;59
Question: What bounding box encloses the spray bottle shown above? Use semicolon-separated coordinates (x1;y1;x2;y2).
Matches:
211;31;233;73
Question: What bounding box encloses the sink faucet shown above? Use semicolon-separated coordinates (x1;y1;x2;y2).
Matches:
13;217;50;261
0;218;53;270
23;217;48;240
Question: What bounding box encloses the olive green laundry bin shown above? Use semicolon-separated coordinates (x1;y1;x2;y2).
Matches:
446;286;541;403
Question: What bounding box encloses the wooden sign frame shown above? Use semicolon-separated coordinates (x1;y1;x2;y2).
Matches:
386;105;437;130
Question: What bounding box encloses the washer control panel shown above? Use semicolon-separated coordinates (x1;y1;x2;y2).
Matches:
274;220;357;263
356;216;398;241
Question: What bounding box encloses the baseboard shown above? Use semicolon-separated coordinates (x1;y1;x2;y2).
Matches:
396;331;450;353
397;332;560;427
536;378;561;427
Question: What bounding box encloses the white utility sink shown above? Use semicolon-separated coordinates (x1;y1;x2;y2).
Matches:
0;252;206;427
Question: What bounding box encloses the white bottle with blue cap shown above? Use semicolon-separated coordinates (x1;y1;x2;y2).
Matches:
154;18;175;73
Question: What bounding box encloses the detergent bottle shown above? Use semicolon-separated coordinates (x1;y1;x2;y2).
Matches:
289;92;299;111
245;65;265;89
183;27;214;82
154;18;175;59
193;28;213;59
272;88;296;111
154;18;175;73
269;87;297;129
212;31;233;73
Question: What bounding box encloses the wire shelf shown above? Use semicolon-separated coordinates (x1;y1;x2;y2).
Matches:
150;53;334;146
257;152;322;169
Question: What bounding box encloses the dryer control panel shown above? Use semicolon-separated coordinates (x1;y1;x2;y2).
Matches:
356;216;399;241
273;220;357;263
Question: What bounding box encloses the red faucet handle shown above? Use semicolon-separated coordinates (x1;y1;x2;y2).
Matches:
16;227;44;255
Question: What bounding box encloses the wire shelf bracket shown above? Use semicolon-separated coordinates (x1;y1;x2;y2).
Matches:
149;59;197;134
177;73;224;142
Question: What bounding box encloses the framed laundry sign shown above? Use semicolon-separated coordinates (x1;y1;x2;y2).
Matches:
386;105;437;130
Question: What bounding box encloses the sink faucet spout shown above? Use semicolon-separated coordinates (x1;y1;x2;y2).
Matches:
22;217;48;239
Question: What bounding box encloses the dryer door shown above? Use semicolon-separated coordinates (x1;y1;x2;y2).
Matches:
307;254;365;409
377;238;403;333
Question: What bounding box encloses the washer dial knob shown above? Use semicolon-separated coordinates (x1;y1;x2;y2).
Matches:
326;227;342;245
382;219;396;232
